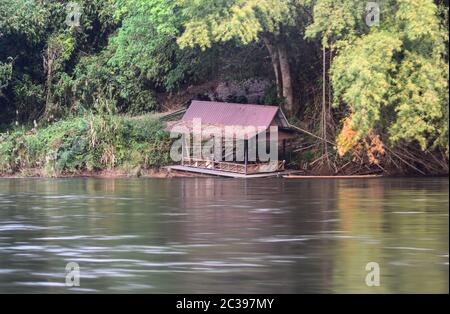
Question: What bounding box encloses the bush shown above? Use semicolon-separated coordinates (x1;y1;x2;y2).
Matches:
0;114;171;176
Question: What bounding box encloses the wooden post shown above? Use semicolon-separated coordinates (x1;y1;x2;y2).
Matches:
282;139;286;161
181;134;189;166
244;140;248;175
181;134;184;166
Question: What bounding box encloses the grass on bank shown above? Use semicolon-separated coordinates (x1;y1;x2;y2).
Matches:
0;114;172;177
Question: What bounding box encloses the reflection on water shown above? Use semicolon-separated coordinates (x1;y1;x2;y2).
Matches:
0;177;448;293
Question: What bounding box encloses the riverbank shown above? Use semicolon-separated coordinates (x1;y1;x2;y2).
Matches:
0;167;221;178
0;114;172;178
0;168;170;178
1;114;448;178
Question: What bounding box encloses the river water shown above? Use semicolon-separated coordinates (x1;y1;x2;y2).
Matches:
0;177;448;293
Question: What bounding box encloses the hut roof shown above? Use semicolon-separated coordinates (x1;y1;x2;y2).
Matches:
181;100;281;129
165;100;294;139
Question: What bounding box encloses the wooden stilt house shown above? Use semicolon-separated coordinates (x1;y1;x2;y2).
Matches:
166;100;295;177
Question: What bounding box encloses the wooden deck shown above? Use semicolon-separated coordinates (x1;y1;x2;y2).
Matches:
167;165;298;178
181;157;285;175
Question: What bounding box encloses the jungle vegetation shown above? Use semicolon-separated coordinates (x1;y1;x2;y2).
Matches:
0;0;448;176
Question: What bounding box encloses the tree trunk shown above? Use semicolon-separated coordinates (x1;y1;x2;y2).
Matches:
277;42;294;116
262;33;294;116
322;46;328;155
43;46;55;120
262;35;282;98
45;60;54;118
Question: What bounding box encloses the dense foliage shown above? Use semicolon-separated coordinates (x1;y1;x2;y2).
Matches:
0;0;448;175
0;114;171;176
306;0;449;155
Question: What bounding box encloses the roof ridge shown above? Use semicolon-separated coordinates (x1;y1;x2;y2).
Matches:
191;100;279;108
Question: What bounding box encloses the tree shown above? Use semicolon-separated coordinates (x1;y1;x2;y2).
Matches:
306;0;449;155
176;0;303;115
0;0;119;122
110;0;189;91
43;33;75;119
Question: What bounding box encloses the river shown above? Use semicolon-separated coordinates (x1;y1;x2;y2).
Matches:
0;177;448;293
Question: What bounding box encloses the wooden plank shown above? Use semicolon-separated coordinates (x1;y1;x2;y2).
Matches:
283;174;383;179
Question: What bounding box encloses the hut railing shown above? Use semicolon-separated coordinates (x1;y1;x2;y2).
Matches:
183;157;284;174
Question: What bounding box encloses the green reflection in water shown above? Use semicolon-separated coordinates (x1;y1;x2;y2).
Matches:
331;179;448;293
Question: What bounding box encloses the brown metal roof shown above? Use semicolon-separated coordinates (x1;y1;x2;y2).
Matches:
181;100;280;128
